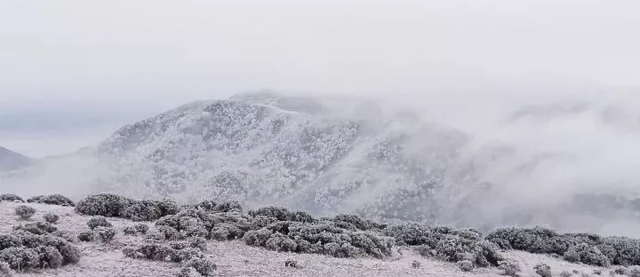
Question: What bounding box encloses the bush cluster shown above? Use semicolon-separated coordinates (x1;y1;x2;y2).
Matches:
0;194;24;203
123;243;216;276
0;231;80;272
87;216;112;230
14;205;36;220
486;227;640;267
243;220;394;259
384;223;502;267
95;227;117;243
27;194;75;207
43;213;59;224
14;222;57;235
75;194;179;221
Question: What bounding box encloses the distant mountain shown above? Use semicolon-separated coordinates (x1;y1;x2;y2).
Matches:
5;91;640;236
0;146;30;171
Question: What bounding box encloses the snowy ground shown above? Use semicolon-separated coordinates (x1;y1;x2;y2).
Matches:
0;201;615;277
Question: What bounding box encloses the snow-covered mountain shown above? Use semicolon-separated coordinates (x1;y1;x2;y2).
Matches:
0;146;30;171
5;91;640;236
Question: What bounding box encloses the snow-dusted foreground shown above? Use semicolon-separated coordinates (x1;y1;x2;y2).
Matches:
0;201;616;277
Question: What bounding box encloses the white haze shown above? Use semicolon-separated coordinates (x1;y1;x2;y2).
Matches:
1;0;640;236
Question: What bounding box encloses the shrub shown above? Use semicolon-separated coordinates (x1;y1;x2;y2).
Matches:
77;231;94;242
411;260;421;268
124;244;175;262
284;259;299;268
0;247;39;272
0;235;22;250
14;222;57;235
75;194;134;217
333;214;386;231
121;199;178;222
0;194;24;203
385;223;501;267
36;246;63;268
183;257;217;276
51;231;75;243
177;266;202;277
87;216;112;230
75;194;179;221
534;263;552;277
95;227;116;243
265;233;297;252
0;261;11;277
14;205;36;220
457;260;474;272
249;207;316;223
564;243;610;267
27;194;74;207
195;200;243;213
560;271;573;277
170;247;205;263
210;223;244;241
43;213;59;224
187;237;207;252
134;223;149;234
123;226;137;235
498;260;521;277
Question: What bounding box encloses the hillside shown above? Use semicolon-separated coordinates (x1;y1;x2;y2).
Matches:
0;195;617;277
4;92;640;236
0;146;30;171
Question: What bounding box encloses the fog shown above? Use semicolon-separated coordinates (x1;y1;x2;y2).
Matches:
2;0;640;236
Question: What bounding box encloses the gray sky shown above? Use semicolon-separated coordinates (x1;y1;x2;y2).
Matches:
1;0;640;156
1;0;639;104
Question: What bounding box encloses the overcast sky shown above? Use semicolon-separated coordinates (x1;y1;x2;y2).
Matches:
1;0;639;103
1;0;640;156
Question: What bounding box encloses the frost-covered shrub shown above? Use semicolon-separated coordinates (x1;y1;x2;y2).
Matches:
593;269;602;275
87;216;112;230
77;231;94;242
284;259;299;268
534;263;552;277
156;226;181;240
0;194;24;203
333;214;386;231
385;223;501;267
564;243;610;267
183;257;217;276
43;213;59;224
36;246;63;268
14;222;57;235
14;205;35;220
27;194;74;207
601;237;640;266
249;207;315;223
625;266;640;277
411;260;421;268
210;223;244;241
75;194;134;217
559;271;573;277
95;227;117;243
195;200;243;213
156;210;208;239
457;260;474;272
265;233;297;252
123;226;137;235
170;247;205;263
498;259;521;277
134;223;149;234
0;235;22;250
51;231;75;243
187;237;207;252
177;266;202;277
0;261;11;277
124;244;175;262
122;199;179;222
0;247;39;272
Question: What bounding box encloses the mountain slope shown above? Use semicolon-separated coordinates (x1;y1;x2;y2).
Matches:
0;146;30;171
93;92;479;224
